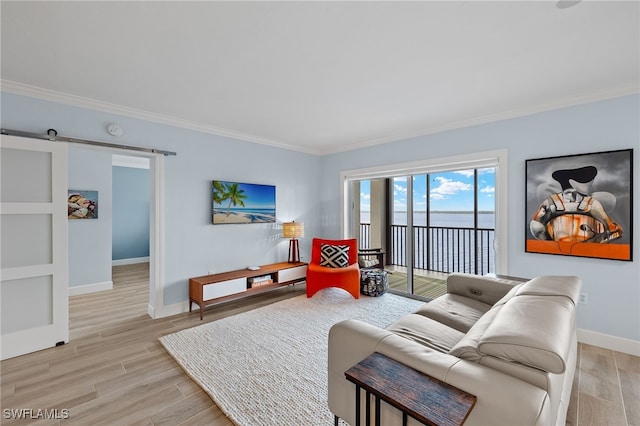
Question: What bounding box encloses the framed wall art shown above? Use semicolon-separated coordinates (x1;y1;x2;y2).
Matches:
525;149;633;261
68;190;98;219
212;180;276;224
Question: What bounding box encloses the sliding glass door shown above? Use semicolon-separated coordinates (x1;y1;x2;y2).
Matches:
355;164;497;299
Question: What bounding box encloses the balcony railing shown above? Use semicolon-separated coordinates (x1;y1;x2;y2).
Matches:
360;223;495;275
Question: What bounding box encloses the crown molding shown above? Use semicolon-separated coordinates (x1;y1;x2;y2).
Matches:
2;79;637;157
320;81;640;155
0;80;324;156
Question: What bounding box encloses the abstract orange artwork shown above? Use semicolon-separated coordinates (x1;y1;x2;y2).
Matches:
525;149;633;261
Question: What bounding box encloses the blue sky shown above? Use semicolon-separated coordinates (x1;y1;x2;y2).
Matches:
213;181;276;209
360;168;495;212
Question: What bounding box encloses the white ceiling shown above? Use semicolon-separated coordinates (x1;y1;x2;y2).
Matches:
1;1;638;155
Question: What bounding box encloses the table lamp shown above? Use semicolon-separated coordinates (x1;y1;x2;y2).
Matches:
282;221;304;263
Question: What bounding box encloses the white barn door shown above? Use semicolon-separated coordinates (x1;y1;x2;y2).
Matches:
1;135;69;360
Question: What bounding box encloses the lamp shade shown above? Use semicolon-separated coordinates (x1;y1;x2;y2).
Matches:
282;221;304;238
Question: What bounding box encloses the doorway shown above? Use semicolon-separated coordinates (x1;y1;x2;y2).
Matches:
66;147;164;320
111;155;151;321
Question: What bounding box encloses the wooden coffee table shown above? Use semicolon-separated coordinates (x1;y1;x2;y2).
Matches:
343;352;476;426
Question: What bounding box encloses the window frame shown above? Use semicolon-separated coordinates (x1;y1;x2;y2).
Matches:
340;149;508;275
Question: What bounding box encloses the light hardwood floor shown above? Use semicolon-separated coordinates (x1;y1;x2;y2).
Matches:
1;263;638;425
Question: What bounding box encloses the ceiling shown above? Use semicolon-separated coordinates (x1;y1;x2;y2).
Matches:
1;1;638;155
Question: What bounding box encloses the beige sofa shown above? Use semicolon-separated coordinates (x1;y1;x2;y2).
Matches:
328;273;581;426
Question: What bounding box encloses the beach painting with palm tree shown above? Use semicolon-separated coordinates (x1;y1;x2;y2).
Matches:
212;180;276;224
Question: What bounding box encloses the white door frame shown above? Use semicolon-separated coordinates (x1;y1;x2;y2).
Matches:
110;151;165;318
148;153;165;318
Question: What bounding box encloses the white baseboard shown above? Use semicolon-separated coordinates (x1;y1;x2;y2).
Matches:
112;257;150;266
154;301;190;319
577;328;640;356
69;281;113;296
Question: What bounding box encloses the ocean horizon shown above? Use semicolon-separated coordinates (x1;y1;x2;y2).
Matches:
213;207;276;215
361;211;496;229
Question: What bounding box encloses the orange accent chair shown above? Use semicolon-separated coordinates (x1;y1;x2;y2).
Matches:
306;238;360;299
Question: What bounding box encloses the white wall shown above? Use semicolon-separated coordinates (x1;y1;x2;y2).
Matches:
320;94;640;343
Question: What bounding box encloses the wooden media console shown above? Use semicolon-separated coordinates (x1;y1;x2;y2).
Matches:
189;261;307;320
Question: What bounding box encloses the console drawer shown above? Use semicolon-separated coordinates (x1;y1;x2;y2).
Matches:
202;277;246;301
278;265;307;283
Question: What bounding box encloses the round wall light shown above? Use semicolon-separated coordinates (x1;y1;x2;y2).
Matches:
107;123;124;137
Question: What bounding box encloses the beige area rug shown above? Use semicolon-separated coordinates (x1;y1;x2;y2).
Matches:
160;288;424;426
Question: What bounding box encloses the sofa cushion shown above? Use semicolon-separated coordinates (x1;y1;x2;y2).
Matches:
448;302;504;361
493;282;525;307
320;244;350;268
477;294;575;374
386;314;465;353
413;294;493;333
516;275;581;305
446;273;526;305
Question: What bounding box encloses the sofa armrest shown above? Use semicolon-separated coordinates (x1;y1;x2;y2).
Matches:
446;273;525;305
328;319;393;419
328;320;461;423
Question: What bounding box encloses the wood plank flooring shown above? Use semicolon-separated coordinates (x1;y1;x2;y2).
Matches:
385;267;449;299
1;263;638;425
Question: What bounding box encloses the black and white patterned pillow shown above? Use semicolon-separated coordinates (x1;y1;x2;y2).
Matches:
320;244;350;268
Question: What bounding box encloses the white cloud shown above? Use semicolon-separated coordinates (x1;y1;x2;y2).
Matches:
394;183;407;194
455;170;475;178
431;177;472;199
480;185;495;193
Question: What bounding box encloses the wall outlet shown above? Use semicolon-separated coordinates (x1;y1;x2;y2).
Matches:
579;293;588;304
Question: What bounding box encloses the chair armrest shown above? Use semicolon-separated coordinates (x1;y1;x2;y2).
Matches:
357;249;385;268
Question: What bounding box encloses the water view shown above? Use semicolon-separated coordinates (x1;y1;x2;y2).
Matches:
361;211;495;229
360;211;496;275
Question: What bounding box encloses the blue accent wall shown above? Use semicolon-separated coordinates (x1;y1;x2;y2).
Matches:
67;146;113;288
112;166;150;260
